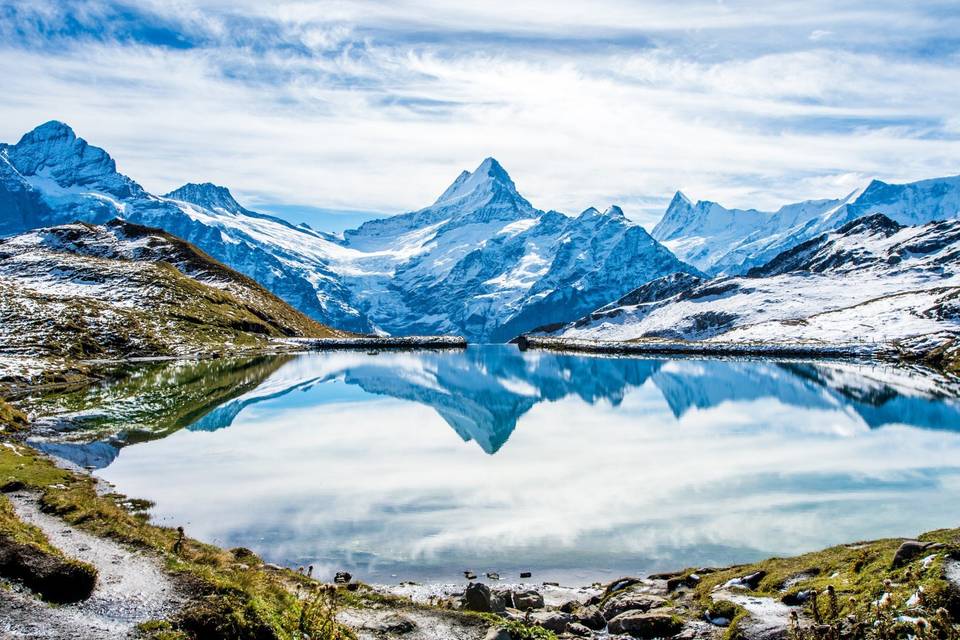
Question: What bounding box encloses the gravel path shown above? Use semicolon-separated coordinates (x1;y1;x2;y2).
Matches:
0;491;188;639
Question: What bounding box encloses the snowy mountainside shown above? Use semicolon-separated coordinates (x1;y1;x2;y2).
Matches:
653;175;960;274
0;122;700;340
550;213;960;355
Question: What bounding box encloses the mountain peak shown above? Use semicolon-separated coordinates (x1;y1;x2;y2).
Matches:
669;190;693;208
7;121;143;199
164;182;246;214
433;156;521;207
20;120;77;144
604;205;625;217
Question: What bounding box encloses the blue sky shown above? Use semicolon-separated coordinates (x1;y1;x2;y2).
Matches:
1;1;959;229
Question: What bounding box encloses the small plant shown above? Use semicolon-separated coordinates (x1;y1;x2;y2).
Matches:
297;584;352;640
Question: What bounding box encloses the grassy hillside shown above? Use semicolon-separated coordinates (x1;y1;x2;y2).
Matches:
0;220;348;388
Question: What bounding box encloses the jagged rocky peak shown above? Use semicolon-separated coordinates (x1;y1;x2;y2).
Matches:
433;156;526;208
652;191;699;240
577;205;626;220
836;212;904;237
604;205;625;217
7;120;142;198
165;182;246;214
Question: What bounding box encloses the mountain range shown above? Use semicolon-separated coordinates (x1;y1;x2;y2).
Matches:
0;122;697;341
550;213;960;366
653;175;960;274
3;120;960;348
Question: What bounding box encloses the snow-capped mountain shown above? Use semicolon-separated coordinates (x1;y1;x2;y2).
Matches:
0;121;699;340
551;213;960;355
653;175;960;274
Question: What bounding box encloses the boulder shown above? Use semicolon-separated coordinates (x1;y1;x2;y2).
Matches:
566;622;593;637
528;610;575;633
601;591;669;620
334;571;352;584
892;541;928;568
607;611;683;639
722;571;766;590
571;605;606;630
464;582;505;613
604;577;643;597
484;628;513;640
510;589;545;609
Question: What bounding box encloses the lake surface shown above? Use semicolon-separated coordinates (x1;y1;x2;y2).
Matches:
29;346;960;585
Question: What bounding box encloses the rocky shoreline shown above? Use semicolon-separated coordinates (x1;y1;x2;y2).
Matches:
515;335;882;359
514;335;960;374
281;335;469;350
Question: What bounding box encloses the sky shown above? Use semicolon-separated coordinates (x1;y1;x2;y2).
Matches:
1;1;959;229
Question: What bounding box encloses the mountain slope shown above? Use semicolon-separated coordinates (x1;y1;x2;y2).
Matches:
550;213;960;363
0;219;345;383
653;175;960;274
1;122;700;341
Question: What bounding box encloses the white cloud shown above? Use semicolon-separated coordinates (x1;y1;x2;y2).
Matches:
1;1;958;228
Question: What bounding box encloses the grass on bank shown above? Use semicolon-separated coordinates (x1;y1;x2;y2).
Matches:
693;529;960;640
0;436;355;640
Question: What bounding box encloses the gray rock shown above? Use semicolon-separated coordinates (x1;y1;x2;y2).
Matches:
484;628;513;640
722;571;766;590
357;613;416;634
464;582;504;613
566;622;594;637
892;541;928;568
601;591;669;620
529;610;575;633
570;605;606;630
607;611;683;638
510;589;545;609
604;577;643;597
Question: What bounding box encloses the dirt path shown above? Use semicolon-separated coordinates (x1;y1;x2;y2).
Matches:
0;491;188;640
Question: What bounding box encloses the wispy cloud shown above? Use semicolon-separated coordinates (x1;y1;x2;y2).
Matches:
1;0;958;227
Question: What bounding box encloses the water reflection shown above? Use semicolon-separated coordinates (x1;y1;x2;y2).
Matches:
30;346;960;584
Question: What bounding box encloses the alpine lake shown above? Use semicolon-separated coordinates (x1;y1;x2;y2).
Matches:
22;345;960;586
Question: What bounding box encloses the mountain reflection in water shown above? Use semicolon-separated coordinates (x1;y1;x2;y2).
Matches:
31;346;960;583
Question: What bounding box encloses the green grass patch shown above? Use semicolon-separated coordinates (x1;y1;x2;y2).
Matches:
0;400;28;434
